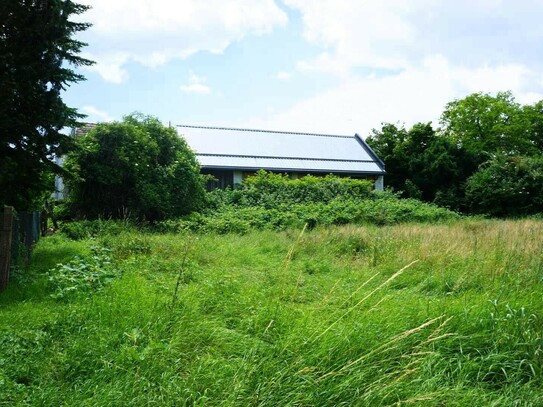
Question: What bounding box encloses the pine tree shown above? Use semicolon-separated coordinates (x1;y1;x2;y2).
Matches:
0;0;93;210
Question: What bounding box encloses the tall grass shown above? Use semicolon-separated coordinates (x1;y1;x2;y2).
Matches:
0;219;542;405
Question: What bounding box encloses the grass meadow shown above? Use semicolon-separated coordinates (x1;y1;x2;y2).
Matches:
1;219;543;405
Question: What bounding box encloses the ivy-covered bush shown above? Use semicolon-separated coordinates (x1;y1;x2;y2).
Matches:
47;246;119;299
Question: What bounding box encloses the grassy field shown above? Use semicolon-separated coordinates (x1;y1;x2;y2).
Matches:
1;219;543;405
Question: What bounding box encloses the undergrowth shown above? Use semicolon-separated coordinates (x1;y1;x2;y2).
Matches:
154;172;461;234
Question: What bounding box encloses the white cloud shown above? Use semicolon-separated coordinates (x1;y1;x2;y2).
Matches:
276;71;292;81
245;58;539;136
180;83;212;95
242;1;543;135
78;0;288;82
180;71;212;95
285;0;543;75
81;105;114;122
82;52;129;84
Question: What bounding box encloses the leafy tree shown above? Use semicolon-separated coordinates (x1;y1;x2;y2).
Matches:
366;123;409;192
465;155;543;217
367;122;477;210
440;91;540;157
0;0;93;210
522;100;543;152
65;114;206;221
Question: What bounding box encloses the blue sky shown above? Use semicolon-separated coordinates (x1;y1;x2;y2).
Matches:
64;0;543;137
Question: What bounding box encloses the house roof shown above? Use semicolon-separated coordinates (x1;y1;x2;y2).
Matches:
177;125;385;175
71;122;97;138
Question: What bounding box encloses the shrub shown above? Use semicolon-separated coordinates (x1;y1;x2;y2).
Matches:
65;113;206;221
59;220;136;240
156;197;459;234
466;155;543;217
216;171;374;209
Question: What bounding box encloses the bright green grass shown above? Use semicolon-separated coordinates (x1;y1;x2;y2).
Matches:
1;220;543;406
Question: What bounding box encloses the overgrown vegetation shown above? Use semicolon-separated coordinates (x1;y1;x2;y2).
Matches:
367;91;543;215
151;172;460;234
64;113;206;221
1;219;542;405
465;155;543;217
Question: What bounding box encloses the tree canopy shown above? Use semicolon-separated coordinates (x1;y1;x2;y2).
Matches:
465;155;543;217
65;114;206;221
0;0;92;210
440;91;541;157
366;122;478;210
367;91;543;215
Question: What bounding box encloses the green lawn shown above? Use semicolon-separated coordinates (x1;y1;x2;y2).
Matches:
1;220;542;405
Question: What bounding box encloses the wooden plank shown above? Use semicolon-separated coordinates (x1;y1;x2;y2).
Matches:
0;207;15;292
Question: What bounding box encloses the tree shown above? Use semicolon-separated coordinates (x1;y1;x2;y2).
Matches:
367;122;478;210
366;123;409;193
465;155;543;217
522;100;543;152
440;91;540;157
0;0;93;210
65;114;206;221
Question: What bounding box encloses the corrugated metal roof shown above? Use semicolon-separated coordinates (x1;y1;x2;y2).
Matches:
198;155;383;173
178;125;385;174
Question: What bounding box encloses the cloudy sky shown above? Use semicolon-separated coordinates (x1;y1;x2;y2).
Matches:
65;0;543;137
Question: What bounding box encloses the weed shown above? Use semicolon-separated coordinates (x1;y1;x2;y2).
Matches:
47;246;119;299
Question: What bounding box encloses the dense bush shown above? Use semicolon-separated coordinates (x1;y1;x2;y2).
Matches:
65;114;206;221
218;171;374;208
180;172;460;233
61;172;460;237
59;219;137;240
466;155;543;217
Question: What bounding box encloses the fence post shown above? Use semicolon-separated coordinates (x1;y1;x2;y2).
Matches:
0;207;15;292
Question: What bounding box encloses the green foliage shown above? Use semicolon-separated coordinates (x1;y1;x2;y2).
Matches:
59;219;137;240
0;0;93;210
65;113;206;221
222;171;374;208
441;91;541;157
152;172;459;234
47;246;119;299
158;194;459;235
366;123;410;192
367;92;543;216
466;155;543;216
366;123;478;210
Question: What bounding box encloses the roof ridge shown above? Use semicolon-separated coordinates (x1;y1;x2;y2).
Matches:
176;124;353;139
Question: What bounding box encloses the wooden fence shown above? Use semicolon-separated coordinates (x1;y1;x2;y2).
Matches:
0;207;41;292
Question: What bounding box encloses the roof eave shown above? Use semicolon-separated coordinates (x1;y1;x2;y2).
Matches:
199;164;385;175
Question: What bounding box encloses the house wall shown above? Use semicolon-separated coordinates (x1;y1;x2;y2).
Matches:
201;169;234;191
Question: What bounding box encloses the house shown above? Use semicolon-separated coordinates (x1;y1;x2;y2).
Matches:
52;123;98;199
61;123;386;194
177;125;385;190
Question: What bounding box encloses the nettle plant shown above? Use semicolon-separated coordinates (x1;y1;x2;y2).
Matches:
47;246;120;299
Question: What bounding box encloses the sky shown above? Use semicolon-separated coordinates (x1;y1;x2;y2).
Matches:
64;0;543;137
